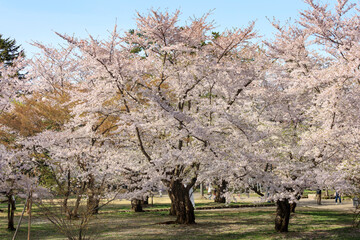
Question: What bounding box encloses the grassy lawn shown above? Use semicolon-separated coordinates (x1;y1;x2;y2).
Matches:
100;201;274;212
0;201;359;240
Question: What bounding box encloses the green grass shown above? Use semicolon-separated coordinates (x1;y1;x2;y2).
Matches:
0;202;359;240
100;201;274;212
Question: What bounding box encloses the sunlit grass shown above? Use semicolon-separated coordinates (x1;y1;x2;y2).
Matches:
1;199;358;240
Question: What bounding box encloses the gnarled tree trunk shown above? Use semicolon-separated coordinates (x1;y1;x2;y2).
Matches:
168;193;177;216
168;180;195;224
275;199;290;232
131;199;144;212
214;180;227;203
141;196;149;206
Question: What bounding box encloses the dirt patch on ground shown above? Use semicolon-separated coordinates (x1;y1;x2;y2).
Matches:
298;198;355;212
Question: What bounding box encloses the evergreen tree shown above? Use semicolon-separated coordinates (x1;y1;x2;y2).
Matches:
0;34;24;66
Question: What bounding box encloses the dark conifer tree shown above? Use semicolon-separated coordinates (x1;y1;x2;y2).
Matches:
0;34;24;66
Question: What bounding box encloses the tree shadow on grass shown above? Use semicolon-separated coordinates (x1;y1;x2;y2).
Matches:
39;208;359;240
92;211;274;239
207;227;359;240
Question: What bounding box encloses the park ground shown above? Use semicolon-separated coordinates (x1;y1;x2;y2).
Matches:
0;192;359;240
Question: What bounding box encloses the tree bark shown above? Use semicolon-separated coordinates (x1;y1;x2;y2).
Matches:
63;193;83;219
131;199;144;212
86;175;100;215
63;195;70;219
214;180;227;203
87;195;100;215
27;193;32;240
7;194;16;231
325;189;329;199
168;193;177;216
290;202;296;213
275;199;290;232
290;194;302;213
168;180;195;224
63;170;78;219
141;196;149;206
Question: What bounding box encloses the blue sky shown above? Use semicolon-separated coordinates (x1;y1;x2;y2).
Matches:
0;0;309;58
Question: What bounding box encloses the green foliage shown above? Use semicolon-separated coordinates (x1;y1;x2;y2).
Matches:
211;31;220;39
130;46;142;54
0;34;24;66
32;154;58;190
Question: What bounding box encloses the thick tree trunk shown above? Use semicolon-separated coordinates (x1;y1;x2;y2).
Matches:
168;193;177;216
168;180;195;224
214;180;227;203
275;199;290;232
141;196;149;206
131;199;144;212
7;195;16;231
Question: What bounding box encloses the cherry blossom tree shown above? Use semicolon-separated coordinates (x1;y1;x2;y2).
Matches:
21;44;122;217
50;9;264;224
0;140;44;231
1;1;357;234
0;54;32;231
258;0;360;232
0;56;28;113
